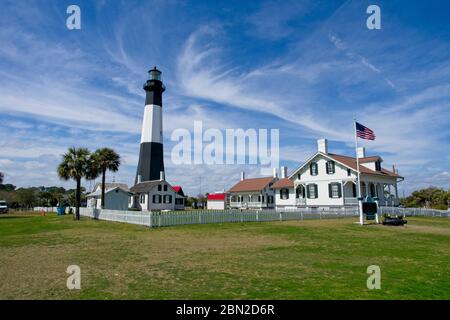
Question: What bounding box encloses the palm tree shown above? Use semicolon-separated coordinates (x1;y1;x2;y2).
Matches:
91;148;121;209
0;171;4;184
57;147;91;220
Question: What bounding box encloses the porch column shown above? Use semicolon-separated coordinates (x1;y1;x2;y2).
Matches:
394;183;399;205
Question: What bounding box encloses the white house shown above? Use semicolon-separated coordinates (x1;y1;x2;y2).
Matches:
207;192;227;210
274;139;403;210
129;177;185;211
228;171;278;209
86;183;131;210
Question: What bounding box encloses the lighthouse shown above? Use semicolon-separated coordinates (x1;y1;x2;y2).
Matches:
135;67;165;184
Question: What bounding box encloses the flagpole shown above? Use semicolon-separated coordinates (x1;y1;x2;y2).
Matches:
354;119;364;225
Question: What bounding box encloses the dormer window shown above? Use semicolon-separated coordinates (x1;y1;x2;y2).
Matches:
297;173;301;180
375;161;381;171
310;163;318;176
326;161;335;174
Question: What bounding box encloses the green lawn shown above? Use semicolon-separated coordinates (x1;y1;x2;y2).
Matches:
0;212;449;299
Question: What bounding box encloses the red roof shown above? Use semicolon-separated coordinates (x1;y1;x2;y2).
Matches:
272;178;294;189
228;177;275;192
172;186;185;197
328;153;402;178
207;193;226;201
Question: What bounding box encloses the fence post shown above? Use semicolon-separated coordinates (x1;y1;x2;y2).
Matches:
279;212;283;221
158;212;161;227
256;212;259;222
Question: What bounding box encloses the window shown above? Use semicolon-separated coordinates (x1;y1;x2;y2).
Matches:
140;194;145;203
163;184;168;191
326;161;335;174
158;184;162;191
310;163;318;176
328;183;342;198
175;198;184;205
297;173;301;180
375;161;381;171
296;186;305;198
280;188;289;200
268;196;274;204
307;184;318;198
164;195;172;203
152;194;162;203
347;168;351;176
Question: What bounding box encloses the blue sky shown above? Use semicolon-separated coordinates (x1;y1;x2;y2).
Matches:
0;0;449;196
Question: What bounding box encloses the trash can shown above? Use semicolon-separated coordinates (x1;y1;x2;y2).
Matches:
57;206;66;215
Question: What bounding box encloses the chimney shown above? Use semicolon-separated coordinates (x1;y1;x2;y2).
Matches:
137;175;142;184
280;166;287;179
357;147;365;159
160;171;165;181
317;139;328;154
273;168;278;178
240;171;245;181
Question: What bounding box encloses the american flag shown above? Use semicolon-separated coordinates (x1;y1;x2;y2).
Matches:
356;122;375;140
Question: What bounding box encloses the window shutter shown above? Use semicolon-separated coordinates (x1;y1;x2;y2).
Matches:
326;162;329;174
331;161;335;174
310;164;313;175
337;183;342;198
307;185;311;198
314;184;318;198
328;184;332;198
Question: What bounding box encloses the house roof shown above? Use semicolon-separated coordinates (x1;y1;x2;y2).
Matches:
327;153;401;178
172;186;185;197
92;182;129;192
207;193;226;201
359;156;383;163
130;180;162;193
272;178;294;189
87;186;131;198
228;177;275;193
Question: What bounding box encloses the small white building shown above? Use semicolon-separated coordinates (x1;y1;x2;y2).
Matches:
228;171;277;209
274;139;403;210
86;183;131;211
129;179;185;211
207;192;227;210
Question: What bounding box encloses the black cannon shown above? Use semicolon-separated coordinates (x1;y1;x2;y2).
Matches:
382;214;407;226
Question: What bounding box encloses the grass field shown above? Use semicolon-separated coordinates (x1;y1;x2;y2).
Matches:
0;212;449;299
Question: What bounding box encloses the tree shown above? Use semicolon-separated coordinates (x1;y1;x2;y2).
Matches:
0;171;4;184
57;147;91;220
90;148;121;209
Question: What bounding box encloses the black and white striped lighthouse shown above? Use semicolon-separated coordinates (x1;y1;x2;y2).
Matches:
135;67;165;184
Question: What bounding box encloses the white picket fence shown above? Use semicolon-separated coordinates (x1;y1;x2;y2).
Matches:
380;206;449;218
34;206;449;228
33;206;76;213
79;207;360;228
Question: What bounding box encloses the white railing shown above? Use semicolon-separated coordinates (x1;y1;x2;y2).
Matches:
79;207;360;228
380;207;449;218
344;197;358;205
